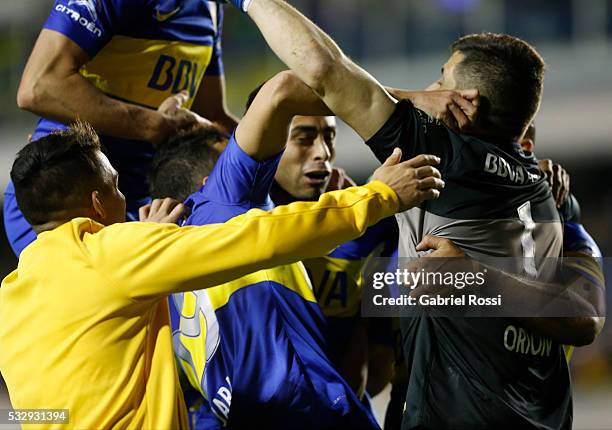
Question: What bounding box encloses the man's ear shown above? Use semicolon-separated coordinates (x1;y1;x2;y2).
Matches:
91;191;106;221
520;138;535;153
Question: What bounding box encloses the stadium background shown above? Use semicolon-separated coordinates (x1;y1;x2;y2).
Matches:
0;0;610;428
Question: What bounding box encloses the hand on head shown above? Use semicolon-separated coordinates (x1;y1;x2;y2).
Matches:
538;159;570;208
413;89;480;133
139;198;189;225
154;92;213;147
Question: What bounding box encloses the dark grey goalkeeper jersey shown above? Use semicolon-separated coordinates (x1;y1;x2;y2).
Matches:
366;100;569;430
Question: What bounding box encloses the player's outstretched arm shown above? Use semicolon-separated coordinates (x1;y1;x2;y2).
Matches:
96;151;443;300
225;0;396;141
17;30;197;146
416;235;605;346
235;70;333;161
503;250;604;347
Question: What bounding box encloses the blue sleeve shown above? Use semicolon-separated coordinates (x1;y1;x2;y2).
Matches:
560;195;603;292
328;215;398;260
43;0;124;58
558;194;581;223
559;195;601;257
204;3;224;76
562;222;603;292
186;133;282;225
381;216;399;258
563;222;602;258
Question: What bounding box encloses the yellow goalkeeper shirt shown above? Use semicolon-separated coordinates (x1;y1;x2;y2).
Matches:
0;182;397;430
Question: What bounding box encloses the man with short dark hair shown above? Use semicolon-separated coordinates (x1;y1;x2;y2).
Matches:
0;119;438;429
11;122;128;230
149;126;226;203
242;80;474;404
150;70;445;429
381;124;606;428
442;34;545;142
218;0;598;427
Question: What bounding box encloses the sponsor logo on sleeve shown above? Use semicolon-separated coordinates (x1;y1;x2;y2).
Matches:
68;0;99;21
55;0;103;38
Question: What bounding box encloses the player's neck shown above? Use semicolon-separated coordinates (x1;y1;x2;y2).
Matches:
33;219;72;234
270;181;297;206
32;208;102;234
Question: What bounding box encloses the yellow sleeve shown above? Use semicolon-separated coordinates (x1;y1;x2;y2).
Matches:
90;181;399;301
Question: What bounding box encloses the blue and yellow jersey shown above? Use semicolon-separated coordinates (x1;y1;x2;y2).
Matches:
301;216;398;364
171;135;380;429
35;0;224;207
304;217;398;319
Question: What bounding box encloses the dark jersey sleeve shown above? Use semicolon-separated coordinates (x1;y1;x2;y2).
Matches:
381;216;399;258
365;99;456;172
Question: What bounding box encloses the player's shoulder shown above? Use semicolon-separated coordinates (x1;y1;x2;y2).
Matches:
367;99;461;170
366;99;417;141
50;0;140;20
370;99;455;138
224;132;260;165
47;0;218;42
191;133;255;199
190;132;280;216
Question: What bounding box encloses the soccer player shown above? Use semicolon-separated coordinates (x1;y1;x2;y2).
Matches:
5;0;238;256
242;81;395;401
0;119;434;429
150;70;444;429
243;79;477;402
382;130;605;428
217;1;602;427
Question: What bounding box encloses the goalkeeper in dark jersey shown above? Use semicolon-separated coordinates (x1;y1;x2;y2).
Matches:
382;124;605;429
213;0;603;427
